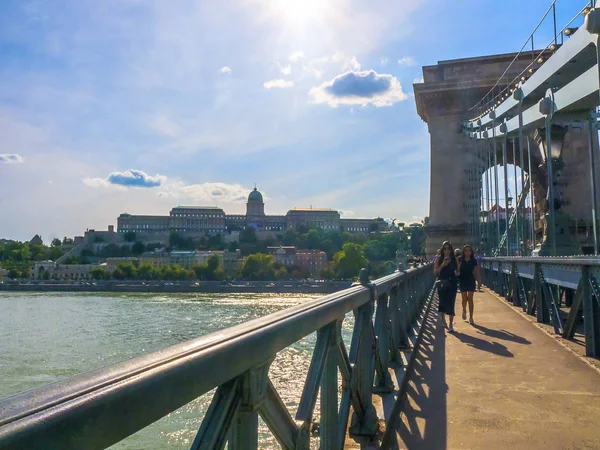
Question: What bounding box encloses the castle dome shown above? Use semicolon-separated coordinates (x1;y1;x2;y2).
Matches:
248;187;263;203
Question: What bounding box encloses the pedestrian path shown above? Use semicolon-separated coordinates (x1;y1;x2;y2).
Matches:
387;289;600;449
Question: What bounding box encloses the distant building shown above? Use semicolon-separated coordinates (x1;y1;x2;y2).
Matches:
170;206;226;235
267;246;297;267
139;251;170;269
286;208;340;230
32;261;99;280
340;217;387;233
104;257;139;272
169;251;198;269
223;249;241;275
195;250;225;265
84;227;123;247
117;214;171;235
116;187;388;239
30;235;43;246
296;250;328;276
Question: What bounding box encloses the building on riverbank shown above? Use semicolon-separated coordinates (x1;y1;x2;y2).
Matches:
115;187;387;239
32;261;100;280
295;250;328;276
267;246;297;267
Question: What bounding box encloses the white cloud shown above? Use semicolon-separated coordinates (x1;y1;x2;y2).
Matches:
0;154;24;164
413;76;424;84
263;79;294;89
160;181;254;204
85;169;166;188
277;63;292;75
151;115;181;137
380;57;389;66
398;56;417;66
219;66;232;74
289;51;305;63
309;70;408;107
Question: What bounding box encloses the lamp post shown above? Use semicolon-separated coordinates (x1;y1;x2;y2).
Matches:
508;191;513;254
534;101;580;256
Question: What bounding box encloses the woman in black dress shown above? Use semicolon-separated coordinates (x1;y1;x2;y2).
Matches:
433;241;458;332
459;244;481;324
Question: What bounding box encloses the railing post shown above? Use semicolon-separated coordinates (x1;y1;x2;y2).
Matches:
510;262;519;306
349;269;379;439
389;285;405;356
320;321;340;449
374;291;394;393
583;268;600;358
229;360;273;450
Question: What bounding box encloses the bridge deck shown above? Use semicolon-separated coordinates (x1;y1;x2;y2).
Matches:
386;289;600;449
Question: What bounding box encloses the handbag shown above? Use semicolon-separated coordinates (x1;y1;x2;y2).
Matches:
437;279;452;292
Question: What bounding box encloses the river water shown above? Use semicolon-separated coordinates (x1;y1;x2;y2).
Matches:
0;292;353;449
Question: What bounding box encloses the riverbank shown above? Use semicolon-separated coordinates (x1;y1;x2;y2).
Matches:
0;280;353;294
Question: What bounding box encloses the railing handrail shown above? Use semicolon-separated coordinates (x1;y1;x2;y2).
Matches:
0;264;432;449
468;0;594;118
483;256;600;265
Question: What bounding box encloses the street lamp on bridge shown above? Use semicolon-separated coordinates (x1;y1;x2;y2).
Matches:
534;114;580;256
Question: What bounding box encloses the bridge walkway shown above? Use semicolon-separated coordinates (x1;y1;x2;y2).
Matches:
384;289;600;449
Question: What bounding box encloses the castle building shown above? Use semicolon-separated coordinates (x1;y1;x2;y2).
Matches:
116;187;387;237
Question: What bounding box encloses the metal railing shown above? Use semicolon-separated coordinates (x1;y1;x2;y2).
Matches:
468;0;595;121
495;174;531;256
481;257;600;358
0;265;435;450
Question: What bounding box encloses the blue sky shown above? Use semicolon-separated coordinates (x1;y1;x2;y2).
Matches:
0;0;587;241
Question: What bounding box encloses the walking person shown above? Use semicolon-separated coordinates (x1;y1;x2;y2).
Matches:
433;241;459;332
459;245;481;324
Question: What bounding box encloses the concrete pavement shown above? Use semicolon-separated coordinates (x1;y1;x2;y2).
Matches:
388;289;600;449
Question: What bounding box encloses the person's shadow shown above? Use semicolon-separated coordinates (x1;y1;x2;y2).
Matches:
386;301;449;449
472;323;531;345
451;330;515;357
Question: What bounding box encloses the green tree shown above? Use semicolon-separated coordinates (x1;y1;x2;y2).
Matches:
213;267;226;280
137;263;156;280
80;248;95;258
117;263;137;279
274;266;288;280
364;239;384;261
99;244;121;258
30;244;46;261
241;253;276;280
333;243;368;279
239;227;257;245
169;231;183;249
206;255;220;273
124;232;137;243
90;267;107;280
132;241;145;256
320;263;336;279
112;267;125;280
62;237;74;245
51;238;62;247
62;256;79;264
192;264;210;280
47;247;64;261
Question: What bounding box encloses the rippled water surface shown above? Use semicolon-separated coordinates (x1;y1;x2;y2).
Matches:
0;292;354;449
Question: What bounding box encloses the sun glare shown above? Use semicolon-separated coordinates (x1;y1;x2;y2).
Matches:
271;0;331;24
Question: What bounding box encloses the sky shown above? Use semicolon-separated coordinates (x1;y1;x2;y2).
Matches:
0;0;587;241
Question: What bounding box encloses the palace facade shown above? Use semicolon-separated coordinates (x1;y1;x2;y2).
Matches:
117;187;387;237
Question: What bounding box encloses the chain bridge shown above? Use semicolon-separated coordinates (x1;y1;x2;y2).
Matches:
2;1;600;449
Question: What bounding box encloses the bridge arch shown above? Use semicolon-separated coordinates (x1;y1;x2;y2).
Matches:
414;54;599;256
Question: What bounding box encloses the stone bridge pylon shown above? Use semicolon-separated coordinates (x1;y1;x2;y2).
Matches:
414;52;600;257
